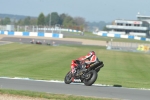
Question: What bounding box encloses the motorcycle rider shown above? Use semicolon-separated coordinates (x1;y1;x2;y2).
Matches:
71;51;98;81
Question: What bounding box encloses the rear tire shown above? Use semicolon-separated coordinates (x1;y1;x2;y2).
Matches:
64;71;72;84
83;70;98;86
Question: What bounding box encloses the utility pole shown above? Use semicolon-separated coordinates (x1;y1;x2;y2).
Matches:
49;13;51;27
49;13;51;32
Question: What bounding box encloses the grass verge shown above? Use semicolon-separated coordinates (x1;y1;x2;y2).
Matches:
0;43;150;89
0;89;114;100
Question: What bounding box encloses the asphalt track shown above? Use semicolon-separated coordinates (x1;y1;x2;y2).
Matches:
0;36;150;100
0;78;150;100
0;37;82;45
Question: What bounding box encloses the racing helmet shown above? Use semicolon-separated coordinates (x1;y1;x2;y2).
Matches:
88;51;95;56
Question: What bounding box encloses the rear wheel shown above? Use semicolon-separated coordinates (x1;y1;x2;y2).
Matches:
64;71;72;84
83;70;98;86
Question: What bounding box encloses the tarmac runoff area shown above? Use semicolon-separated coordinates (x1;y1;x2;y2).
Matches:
0;35;107;46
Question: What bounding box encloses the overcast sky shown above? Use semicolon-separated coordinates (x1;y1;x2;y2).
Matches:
0;0;150;22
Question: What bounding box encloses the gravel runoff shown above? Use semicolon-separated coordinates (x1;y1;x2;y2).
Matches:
0;94;49;100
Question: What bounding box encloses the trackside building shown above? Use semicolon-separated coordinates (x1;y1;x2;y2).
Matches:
106;13;150;37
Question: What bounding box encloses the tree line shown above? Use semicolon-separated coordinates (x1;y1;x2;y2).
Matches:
0;12;86;31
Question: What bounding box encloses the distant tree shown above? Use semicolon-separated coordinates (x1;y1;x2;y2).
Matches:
0;12;91;32
74;17;86;31
0;17;11;25
51;12;60;26
30;18;37;25
74;17;85;26
24;16;31;25
45;14;50;26
63;15;75;28
59;13;67;26
0;18;3;25
5;17;11;25
17;19;24;25
37;13;45;25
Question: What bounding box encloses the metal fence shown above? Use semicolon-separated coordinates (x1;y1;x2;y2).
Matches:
0;25;62;33
107;41;150;53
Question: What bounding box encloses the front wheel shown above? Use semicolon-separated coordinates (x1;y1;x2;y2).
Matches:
64;71;72;84
83;70;98;86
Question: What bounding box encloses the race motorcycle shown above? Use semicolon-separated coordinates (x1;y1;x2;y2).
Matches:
35;40;42;44
64;58;104;86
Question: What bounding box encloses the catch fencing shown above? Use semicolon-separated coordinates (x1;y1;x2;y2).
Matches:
107;41;150;53
0;25;82;33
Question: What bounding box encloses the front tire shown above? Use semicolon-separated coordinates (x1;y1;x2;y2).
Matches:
64;71;72;84
83;70;98;86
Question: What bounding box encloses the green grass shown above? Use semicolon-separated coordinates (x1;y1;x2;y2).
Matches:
0;89;113;100
0;43;150;89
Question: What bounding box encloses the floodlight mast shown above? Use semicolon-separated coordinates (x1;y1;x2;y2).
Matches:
49;13;51;27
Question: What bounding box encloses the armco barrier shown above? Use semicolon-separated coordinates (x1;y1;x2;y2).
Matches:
95;31;150;42
8;31;14;35
52;33;59;38
38;32;44;37
0;30;5;34
23;32;30;36
0;31;63;38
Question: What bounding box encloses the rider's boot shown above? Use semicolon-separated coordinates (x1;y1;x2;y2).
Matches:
71;77;74;82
